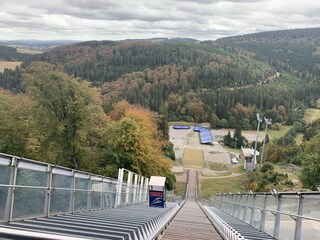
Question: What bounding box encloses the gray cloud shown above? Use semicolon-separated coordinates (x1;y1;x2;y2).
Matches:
0;0;319;40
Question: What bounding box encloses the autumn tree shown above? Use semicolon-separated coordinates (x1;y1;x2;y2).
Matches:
23;62;107;169
0;90;32;157
102;102;175;189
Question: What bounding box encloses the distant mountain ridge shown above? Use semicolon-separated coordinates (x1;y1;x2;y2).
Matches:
214;28;320;76
0;39;81;48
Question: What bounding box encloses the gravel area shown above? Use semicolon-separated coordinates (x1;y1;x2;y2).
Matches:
169;126;230;167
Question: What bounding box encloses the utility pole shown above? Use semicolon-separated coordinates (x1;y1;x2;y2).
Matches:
260;117;272;167
253;113;262;170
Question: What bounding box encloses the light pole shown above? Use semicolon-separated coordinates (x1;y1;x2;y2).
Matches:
253;113;262;169
234;137;237;149
260;117;272;167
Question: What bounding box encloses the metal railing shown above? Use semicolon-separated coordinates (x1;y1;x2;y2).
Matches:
213;191;320;240
0;153;148;223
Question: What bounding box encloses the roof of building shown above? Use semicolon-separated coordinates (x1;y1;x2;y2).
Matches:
241;148;259;157
193;126;213;144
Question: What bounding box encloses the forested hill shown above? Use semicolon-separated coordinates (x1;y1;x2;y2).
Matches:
0;45;31;61
31;40;274;86
1;29;320;126
214;28;320;78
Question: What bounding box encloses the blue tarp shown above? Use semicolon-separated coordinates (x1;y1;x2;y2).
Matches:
193;126;213;144
173;125;191;129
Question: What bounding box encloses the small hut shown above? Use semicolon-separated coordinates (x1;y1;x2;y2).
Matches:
240;147;259;172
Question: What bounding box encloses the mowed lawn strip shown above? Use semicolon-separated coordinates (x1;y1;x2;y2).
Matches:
182;147;204;168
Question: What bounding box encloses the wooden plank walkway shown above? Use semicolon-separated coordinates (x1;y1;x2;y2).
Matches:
160;169;222;240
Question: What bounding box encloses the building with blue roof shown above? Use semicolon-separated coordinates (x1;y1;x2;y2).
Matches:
193;126;213;144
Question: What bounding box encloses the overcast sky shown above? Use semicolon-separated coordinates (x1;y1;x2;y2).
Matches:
0;0;320;41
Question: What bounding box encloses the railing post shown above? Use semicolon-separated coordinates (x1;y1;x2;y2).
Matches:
116;168;124;207
139;177;144;203
237;194;242;219
224;194;229;212
125;171;132;205
216;194;220;208
4;157;17;222
250;194;256;226
232;195;237;216
242;195;248;222
226;194;231;213
294;194;303;240
132;173;138;204
143;178;149;202
43;165;52;217
87;175;92;211
260;194;268;231
100;178;104;210
69;171;75;213
273;195;282;238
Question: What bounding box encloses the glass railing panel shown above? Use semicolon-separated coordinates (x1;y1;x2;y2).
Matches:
279;214;295;240
91;192;101;210
104;192;116;208
303;195;320;219
12;188;45;219
74;191;88;211
50;189;72;214
52;173;72;188
0;165;10;221
16;168;47;187
0;187;8;221
301;219;320;239
264;210;275;237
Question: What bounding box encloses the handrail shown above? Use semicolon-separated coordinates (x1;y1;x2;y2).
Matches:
216;191;320;196
0;152;149;223
213;191;320;240
216;199;320;223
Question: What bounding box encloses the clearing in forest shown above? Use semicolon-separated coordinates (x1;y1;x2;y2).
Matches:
0;61;22;73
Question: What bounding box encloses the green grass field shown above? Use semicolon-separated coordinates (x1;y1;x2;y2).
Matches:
268;125;292;141
208;162;229;171
0;61;22;73
208;162;244;173
304;108;320;123
200;174;248;199
182;148;204;168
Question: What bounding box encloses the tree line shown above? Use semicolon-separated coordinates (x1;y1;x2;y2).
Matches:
0;62;175;188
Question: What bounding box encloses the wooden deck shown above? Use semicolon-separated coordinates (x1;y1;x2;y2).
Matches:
160;169;222;240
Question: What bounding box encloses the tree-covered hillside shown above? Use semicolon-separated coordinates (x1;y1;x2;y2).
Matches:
35;40;232;85
215;28;320;78
1;29;320;127
0;45;32;61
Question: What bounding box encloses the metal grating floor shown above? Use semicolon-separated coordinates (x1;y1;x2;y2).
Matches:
207;207;275;240
0;203;179;240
